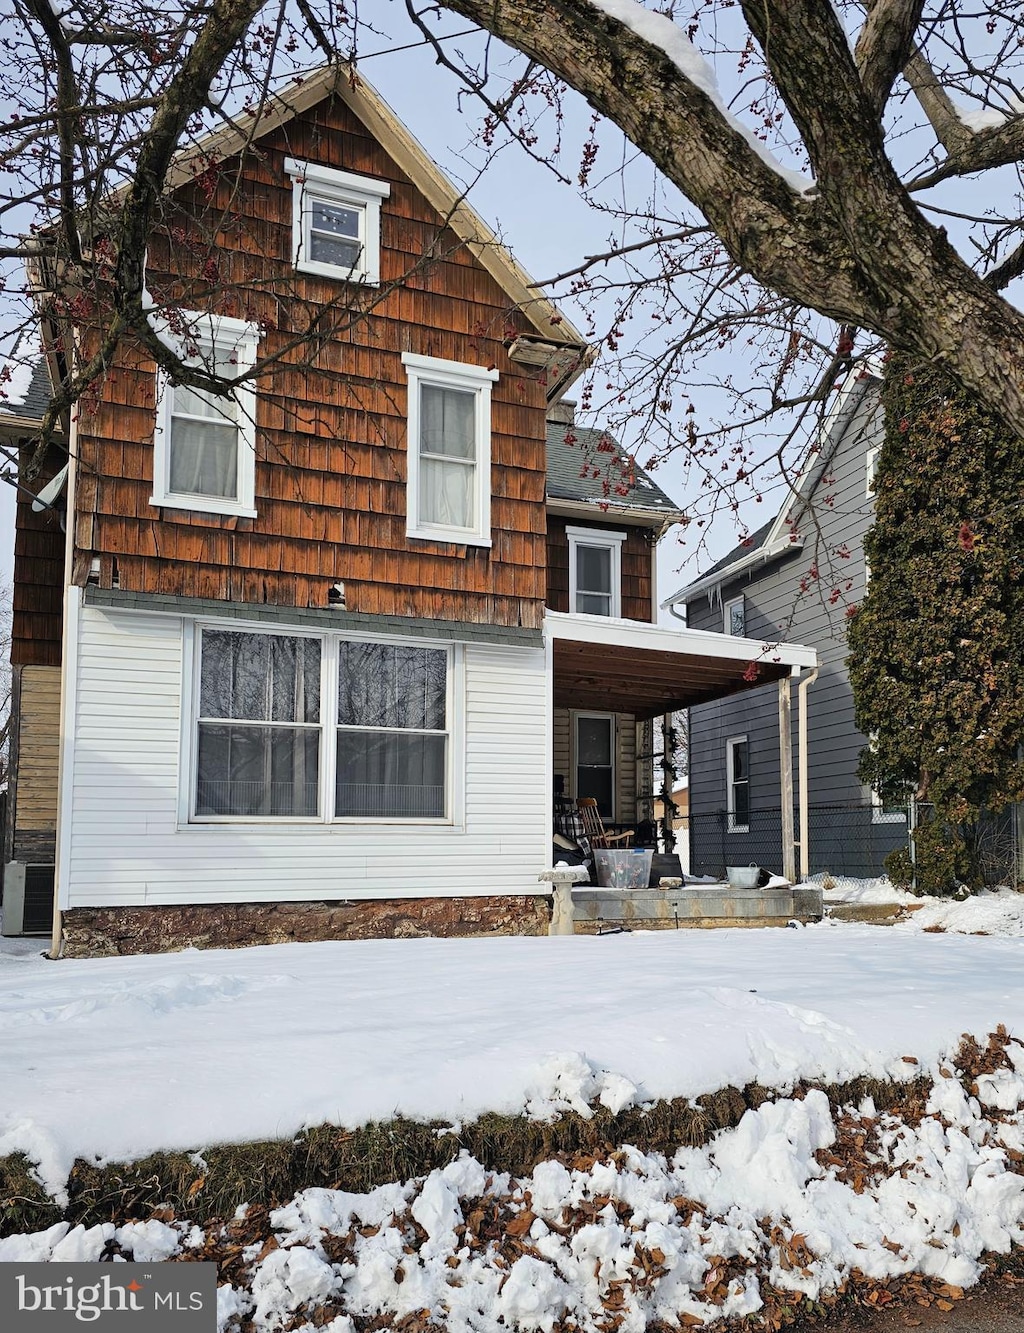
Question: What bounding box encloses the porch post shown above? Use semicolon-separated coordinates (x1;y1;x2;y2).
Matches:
660;712;676;852
797;667;818;881
779;675;796;883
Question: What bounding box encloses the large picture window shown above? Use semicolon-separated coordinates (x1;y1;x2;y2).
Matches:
336;642;449;818
195;630;322;817
152;313;259;518
403;352;497;546
190;628;453;823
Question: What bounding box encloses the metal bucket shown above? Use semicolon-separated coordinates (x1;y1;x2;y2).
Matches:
725;864;760;889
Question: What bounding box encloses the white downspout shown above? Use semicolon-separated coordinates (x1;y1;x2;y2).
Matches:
50;412;79;961
797;666;819;882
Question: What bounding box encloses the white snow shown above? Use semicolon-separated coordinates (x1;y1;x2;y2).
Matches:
0;328;41;408
2;921;1024;1322
589;0;815;194
5;1074;1023;1330
892;888;1024;938
820;873;917;905
1;924;1024;1204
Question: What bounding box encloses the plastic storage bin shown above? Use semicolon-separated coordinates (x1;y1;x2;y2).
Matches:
594;848;654;889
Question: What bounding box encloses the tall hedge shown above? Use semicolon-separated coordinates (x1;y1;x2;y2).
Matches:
847;357;1024;892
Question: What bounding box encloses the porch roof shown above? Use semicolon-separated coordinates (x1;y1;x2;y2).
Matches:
546;610;817;719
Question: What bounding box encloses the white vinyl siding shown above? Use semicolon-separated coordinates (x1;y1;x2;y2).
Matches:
62;605;549;906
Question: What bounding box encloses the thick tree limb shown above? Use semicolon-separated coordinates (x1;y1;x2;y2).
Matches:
901;50;972;155
985;239;1024;292
855;0;925;120
438;0;1024;442
911;115;1024;190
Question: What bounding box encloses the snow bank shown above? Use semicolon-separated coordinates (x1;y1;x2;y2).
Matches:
5;1059;1023;1331
2;926;1024;1201
892;888;1024;939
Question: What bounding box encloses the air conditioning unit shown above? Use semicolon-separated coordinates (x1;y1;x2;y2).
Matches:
2;862;55;936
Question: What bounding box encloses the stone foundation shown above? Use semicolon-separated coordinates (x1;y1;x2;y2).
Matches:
60;895;552;958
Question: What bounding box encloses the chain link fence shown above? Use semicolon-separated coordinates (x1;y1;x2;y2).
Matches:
680;800;1024;893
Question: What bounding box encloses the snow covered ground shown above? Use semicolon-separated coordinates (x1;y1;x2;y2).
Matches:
2;901;1024;1327
1;904;1023;1202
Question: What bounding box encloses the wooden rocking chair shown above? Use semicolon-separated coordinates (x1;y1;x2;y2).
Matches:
575;797;634;849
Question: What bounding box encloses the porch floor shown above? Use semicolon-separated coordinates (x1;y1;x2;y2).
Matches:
569;883;824;932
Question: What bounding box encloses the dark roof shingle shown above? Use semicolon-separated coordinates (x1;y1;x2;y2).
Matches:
546;419;681;515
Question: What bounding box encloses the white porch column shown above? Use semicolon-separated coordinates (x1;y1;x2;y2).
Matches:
779;675;796;883
797;667;819;881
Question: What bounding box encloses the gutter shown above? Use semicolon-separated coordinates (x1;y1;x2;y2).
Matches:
661;532;804;608
547;496;685;535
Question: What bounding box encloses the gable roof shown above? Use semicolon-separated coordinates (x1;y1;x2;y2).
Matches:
690;517;775;582
546;415;684;523
663;369;881;605
144;65;588;382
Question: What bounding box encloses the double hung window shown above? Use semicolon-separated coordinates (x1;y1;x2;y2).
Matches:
195;631;321;817
336;641;448;818
726;736;750;833
190;628;453;823
152;314;258;517
285;158;390;285
567;527;626;617
403;353;496;545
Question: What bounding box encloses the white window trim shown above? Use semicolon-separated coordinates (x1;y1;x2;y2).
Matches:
566;526;626;618
572;710;616;822
726;734;750;833
285;158;390;285
866;443;881;499
403;352;497;548
871;788;907;824
151;311;259;518
724;594;746;637
182;621;463;827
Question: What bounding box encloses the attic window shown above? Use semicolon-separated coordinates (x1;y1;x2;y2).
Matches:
285;159;391;285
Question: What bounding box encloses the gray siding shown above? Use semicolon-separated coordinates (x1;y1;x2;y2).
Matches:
685;379;907;878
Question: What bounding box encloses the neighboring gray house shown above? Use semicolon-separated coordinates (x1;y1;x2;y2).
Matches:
663;369;910;880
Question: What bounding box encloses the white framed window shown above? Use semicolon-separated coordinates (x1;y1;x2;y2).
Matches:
866;443;881;498
726;735;750;833
152;313;259;518
724;594;746;637
187;626;457;824
403;352;497;546
865;733;906;823
285;158;390;284
871;788;907;824
335;640;451;820
573;711;615;820
193;628;323;819
567;526;626;617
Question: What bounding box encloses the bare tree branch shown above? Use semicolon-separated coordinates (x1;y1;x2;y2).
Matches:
855;0;926;119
